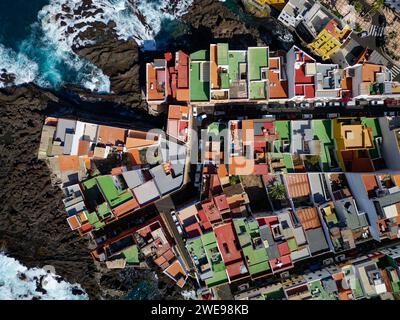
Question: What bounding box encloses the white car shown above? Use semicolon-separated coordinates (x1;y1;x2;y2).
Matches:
370;100;384;106
176;225;183;235
302;114;313;119
327;113;339;119
314;102;325;107
357;100;369;106
198;113;207;120
384;111;396;116
262;114;275;119
328;101;341;107
299;102;311;108
346;101;356;107
192;106;198;117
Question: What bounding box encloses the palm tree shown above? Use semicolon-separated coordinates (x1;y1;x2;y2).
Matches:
269;183;286;201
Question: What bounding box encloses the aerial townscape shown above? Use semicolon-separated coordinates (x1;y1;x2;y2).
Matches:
3;0;400;304
31;0;400;301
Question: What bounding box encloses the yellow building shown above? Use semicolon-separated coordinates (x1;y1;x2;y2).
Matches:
260;0;287;10
308;20;352;61
246;0;287;11
333;118;375;172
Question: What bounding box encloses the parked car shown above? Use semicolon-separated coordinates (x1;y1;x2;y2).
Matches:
302;114;313;119
176;225;183;235
384;111;396;116
346;100;356;107
197;112;207;120
299;102;311;109
314;101;325;108
357;99;369;106
194;172;201;188
327;113;339;119
262;114;275;119
358;31;369;38
192;106;198;117
370;100;384;106
328;101;341;107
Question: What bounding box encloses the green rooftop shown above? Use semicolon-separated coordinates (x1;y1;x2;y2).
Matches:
248;47;268;81
190;50;209;61
123;245;139;264
391;281;400;293
87;211;105;230
233;218;270;276
208;122;226;137
309;280;336;300
217;43;229;65
228;51;247;81
96;175;133;208
288;238;298;252
283;154;294;173
249;81;267;100
353;279;364;299
201;232;229;287
97;202;112;220
187;237;206;261
263;288;285;300
190;61;210;101
313;120;334;171
276;121;290;141
220;72;230;89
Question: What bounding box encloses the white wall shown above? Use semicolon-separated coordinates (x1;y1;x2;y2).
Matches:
345;173;380;241
378;117;400;171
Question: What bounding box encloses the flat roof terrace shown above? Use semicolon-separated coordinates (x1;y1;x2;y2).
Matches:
248;47;269;81
202;232;229;287
313;120;335;171
361;118;382;159
229;51;248;99
229;51;247;81
269;58;288;99
146;61;166;102
233;218;270;277
190;50;210;102
96;176;133;208
214;222;243;265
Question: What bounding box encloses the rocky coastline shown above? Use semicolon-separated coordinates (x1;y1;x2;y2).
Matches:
0;0;272;299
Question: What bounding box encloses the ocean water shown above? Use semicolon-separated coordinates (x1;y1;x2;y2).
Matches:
0;0;195;300
0;0;194;91
0;253;88;300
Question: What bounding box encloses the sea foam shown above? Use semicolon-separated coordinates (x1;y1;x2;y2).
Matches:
1;0;193;91
0;253;88;300
0;44;38;88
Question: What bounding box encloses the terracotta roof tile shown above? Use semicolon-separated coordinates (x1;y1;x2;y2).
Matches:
297;207;321;230
58;155;80;172
286;174;311;198
98;125;126;145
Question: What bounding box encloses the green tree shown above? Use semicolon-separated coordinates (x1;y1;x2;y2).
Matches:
354;1;363;14
269;183;286;201
369;0;384;15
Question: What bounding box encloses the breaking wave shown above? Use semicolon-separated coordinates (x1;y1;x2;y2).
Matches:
0;253;88;300
0;44;38;88
0;0;193;91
